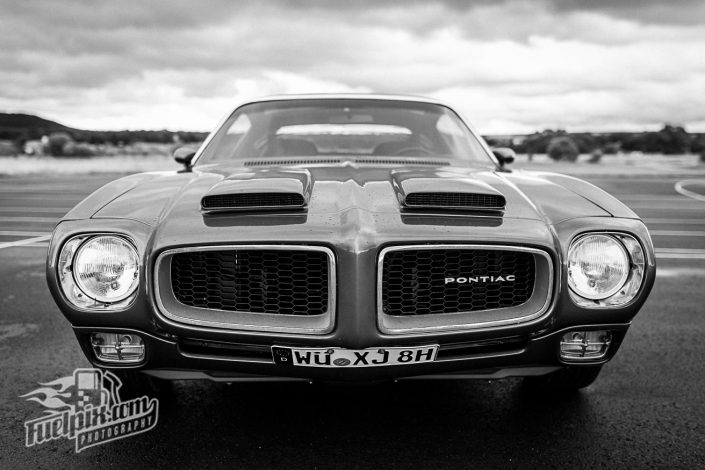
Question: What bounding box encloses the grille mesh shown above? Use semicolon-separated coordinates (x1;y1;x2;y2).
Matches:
171;249;329;316
382;248;535;316
201;192;305;210
404;192;505;210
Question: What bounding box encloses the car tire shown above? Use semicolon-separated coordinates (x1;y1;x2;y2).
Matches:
108;370;168;400
523;365;602;394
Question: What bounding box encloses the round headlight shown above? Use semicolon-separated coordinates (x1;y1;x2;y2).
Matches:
568;234;630;300
73;236;139;303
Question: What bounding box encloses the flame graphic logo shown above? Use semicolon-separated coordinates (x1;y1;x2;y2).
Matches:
22;368;159;453
20;369;122;415
20;376;77;414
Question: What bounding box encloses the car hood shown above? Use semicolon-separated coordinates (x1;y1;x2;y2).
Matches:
68;161;625;253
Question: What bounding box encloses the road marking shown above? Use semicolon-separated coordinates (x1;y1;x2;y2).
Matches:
617;195;689;201
0;216;58;223
0;235;51;250
656;248;705;252
655;248;705;259
657;253;705;259
0;194;82;201
630;203;705;209
657;267;705;277
675;179;705;202
0;186;94;193
650;230;705;236
0;230;51;237
591;177;692;182
644;218;705;225
0;207;70;214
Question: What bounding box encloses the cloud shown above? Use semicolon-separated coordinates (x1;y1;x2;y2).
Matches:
0;0;703;132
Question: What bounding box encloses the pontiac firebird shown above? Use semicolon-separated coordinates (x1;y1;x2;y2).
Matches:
46;95;656;395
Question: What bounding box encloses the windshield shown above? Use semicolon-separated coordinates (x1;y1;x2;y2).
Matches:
196;99;493;165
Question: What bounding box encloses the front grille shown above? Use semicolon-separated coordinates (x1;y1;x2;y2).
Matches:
381;248;535;316
201;192;305;210
171;249;329;316
404;192;505;210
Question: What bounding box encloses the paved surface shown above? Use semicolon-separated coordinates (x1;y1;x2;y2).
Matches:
1;173;704;468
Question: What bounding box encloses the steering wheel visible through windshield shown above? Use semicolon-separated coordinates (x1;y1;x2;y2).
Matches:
195;99;494;166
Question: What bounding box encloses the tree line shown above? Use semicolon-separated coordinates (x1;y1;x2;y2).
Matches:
485;125;705;161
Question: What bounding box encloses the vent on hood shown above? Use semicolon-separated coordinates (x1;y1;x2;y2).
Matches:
201;192;306;211
244;159;342;167
242;158;449;167
403;192;506;212
354;158;450;166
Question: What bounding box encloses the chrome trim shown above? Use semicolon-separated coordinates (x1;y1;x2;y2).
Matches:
377;244;554;335
154;245;336;335
434;346;526;363
559;334;612;362
178;350;274;365
142;370;308;382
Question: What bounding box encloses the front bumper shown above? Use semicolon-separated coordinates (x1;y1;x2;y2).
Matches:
73;322;629;382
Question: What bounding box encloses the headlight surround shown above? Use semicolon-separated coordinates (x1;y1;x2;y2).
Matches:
567;233;645;307
58;234;140;309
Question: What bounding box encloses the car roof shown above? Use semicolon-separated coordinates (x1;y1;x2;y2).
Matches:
236;93;447;107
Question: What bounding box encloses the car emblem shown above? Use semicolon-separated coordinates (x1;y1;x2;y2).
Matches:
444;275;516;284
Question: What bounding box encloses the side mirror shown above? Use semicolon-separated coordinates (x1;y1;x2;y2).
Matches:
492;147;516;166
173;147;197;169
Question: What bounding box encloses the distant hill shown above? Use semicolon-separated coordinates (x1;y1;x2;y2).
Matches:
0;113;78;140
0;112;207;144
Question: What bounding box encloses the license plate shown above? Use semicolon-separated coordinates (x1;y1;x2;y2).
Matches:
271;345;439;368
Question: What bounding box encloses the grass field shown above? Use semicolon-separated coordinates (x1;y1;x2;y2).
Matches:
0;154;174;175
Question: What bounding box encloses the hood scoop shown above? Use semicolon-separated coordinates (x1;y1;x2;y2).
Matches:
201;168;311;212
391;169;506;213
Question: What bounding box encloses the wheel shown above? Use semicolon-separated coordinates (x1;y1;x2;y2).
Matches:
523;365;602;394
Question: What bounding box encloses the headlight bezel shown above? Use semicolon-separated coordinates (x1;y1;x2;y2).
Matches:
57;233;141;311
567;231;646;308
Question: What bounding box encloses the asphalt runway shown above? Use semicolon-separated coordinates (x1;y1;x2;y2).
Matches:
1;173;704;468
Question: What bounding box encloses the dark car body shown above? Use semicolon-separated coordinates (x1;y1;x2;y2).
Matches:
46;95;656;385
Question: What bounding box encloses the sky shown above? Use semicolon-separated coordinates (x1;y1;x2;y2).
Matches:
1;0;704;134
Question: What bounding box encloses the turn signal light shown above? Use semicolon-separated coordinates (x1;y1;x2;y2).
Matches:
90;332;145;363
560;330;612;360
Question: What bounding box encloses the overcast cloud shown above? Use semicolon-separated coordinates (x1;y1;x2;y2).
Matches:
1;0;704;133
